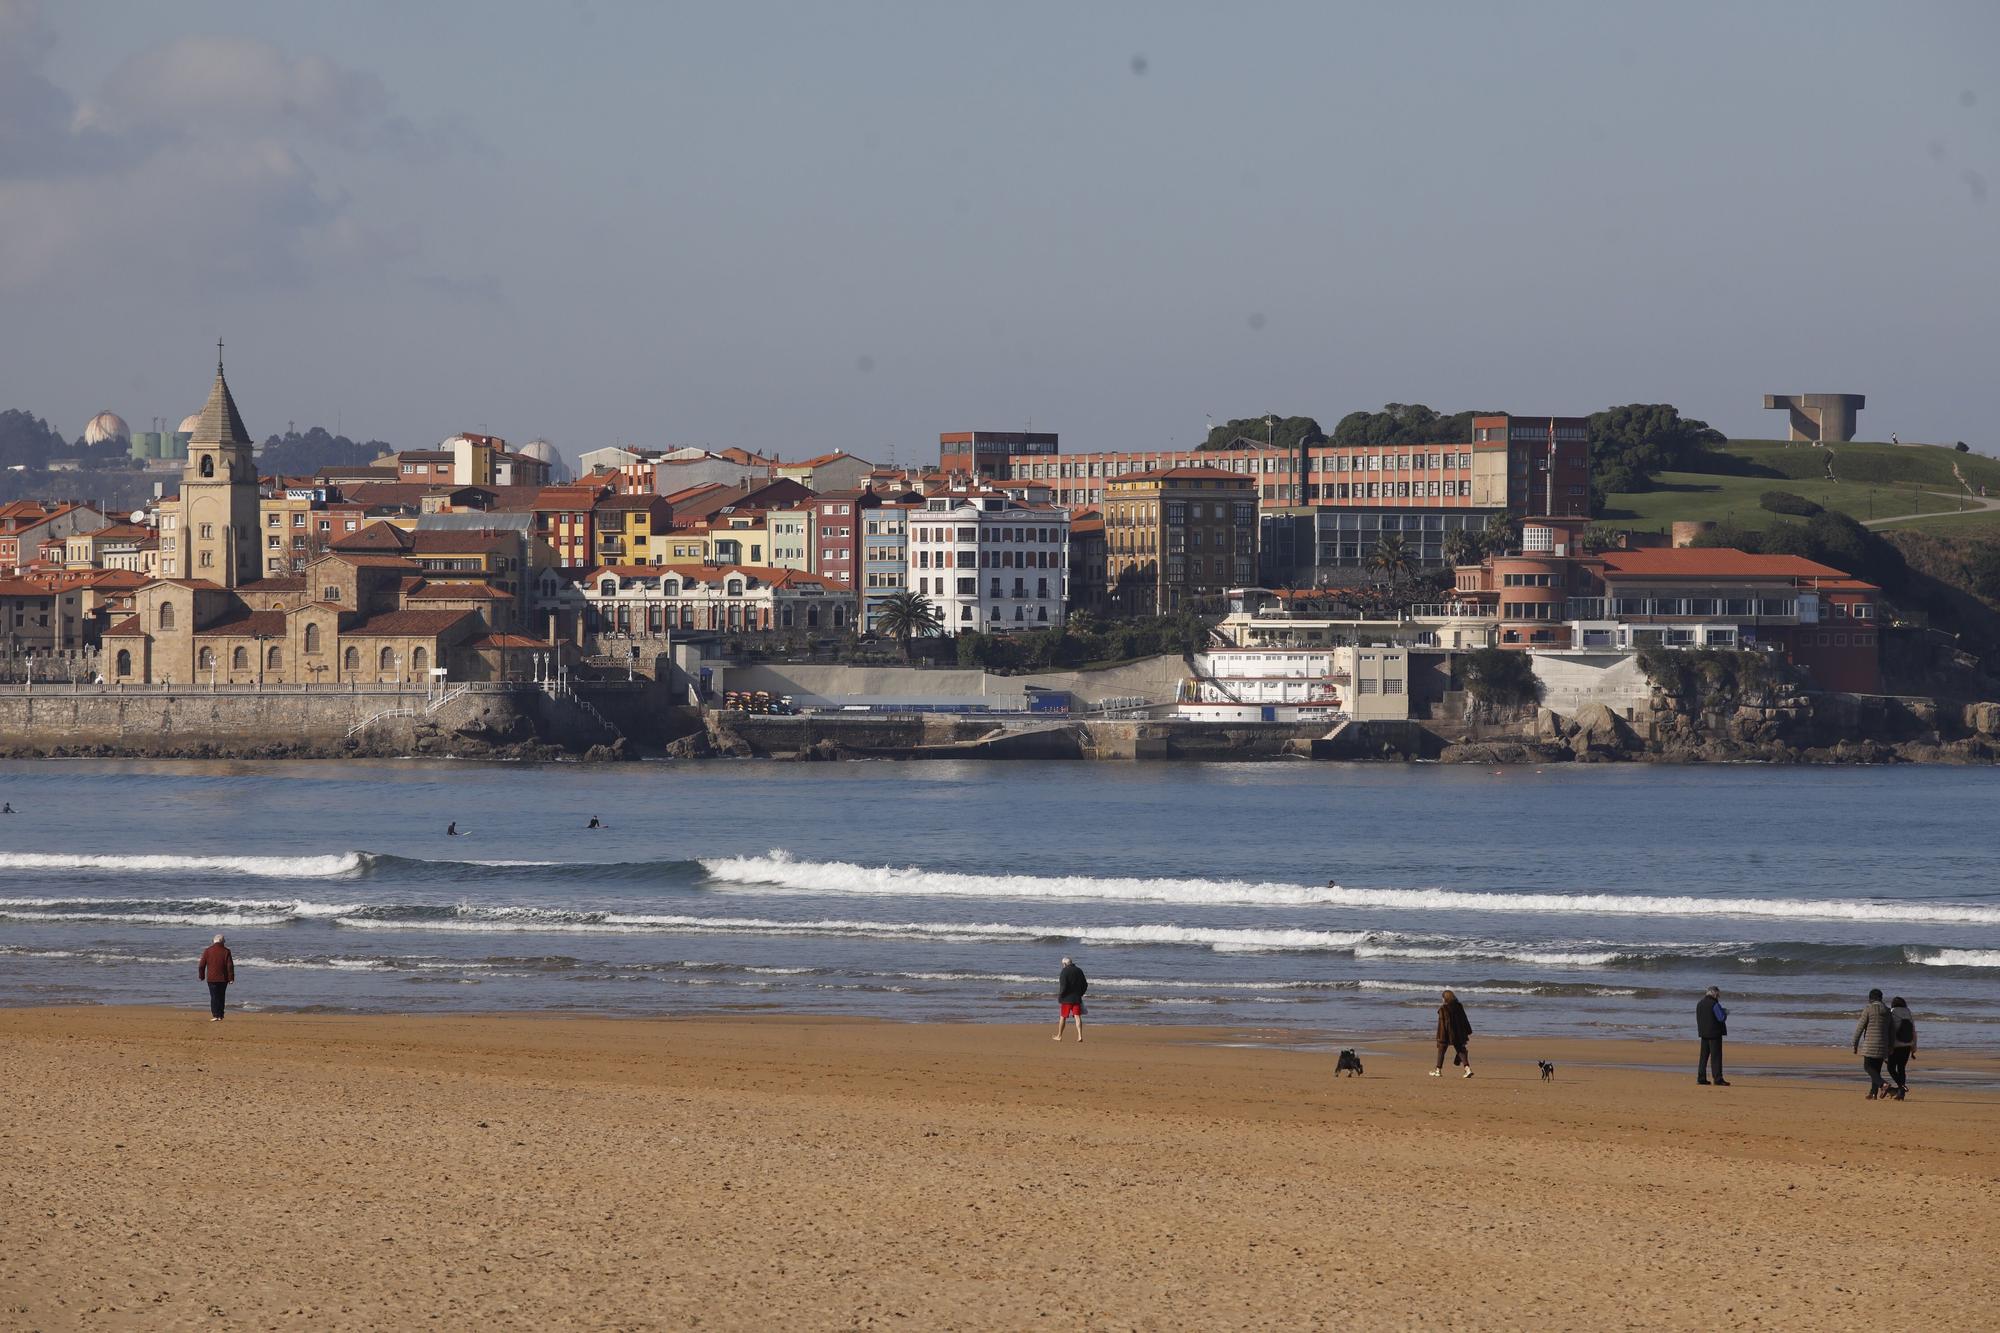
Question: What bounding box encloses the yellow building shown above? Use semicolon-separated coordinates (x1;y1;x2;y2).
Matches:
590;494;674;566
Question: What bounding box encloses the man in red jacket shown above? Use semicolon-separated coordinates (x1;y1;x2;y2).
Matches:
198;933;235;1022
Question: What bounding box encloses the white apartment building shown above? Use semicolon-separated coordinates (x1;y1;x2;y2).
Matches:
906;491;1069;632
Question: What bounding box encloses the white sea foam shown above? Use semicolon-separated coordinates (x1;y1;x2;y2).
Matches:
1912;948;2000;968
0;851;365;878
700;851;2000;925
1353;942;1624;967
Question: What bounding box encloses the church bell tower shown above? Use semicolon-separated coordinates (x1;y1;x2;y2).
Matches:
182;340;261;587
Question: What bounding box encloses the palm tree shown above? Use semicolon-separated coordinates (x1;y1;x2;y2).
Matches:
1441;529;1477;569
873;590;944;662
1479;512;1518;556
1369;533;1413;583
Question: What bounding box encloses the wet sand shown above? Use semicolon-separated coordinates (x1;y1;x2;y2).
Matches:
2;1007;1994;1330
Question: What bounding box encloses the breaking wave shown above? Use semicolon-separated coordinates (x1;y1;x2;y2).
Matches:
0;851;366;878
700;852;2000;925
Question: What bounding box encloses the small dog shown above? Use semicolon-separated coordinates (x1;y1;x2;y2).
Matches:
1537;1060;1556;1082
1334;1048;1365;1077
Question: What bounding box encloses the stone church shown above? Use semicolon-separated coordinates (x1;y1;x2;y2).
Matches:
105;351;544;686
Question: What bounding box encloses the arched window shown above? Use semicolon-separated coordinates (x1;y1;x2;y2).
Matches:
832;605;845;628
660;580;678;596
199;455;214;477
806;607;820;628
304;623;320;654
599;578;617;596
266;645;282;669
378;647;394;671
231;646;248;669
158;602;175;631
115;649;131;676
411;646;428;673
726;579;743;596
197;646;215;670
343;646;360;671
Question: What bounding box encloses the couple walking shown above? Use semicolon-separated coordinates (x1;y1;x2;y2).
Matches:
1854;989;1918;1100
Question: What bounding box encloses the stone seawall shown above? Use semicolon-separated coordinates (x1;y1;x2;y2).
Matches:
0;687;609;759
698;713;1330;761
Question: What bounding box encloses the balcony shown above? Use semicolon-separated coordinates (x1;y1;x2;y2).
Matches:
1403;604;1496;619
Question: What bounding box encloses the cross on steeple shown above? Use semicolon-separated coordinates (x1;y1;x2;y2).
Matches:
217;338;224;372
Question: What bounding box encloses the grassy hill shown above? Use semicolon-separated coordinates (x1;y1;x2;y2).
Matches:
1600;439;2000;535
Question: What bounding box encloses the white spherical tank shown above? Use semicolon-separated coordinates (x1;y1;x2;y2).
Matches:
83;410;131;445
517;438;572;483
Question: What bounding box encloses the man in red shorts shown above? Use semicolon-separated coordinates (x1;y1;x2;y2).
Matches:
1054;956;1088;1042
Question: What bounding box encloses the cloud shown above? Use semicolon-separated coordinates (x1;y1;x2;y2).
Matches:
0;2;478;294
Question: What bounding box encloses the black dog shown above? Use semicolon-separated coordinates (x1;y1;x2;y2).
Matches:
1334;1048;1364;1077
1537;1060;1556;1082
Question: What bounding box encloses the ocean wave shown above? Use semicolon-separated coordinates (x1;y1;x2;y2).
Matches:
1910;948;2000;969
700;852;2000;925
0;851;365;878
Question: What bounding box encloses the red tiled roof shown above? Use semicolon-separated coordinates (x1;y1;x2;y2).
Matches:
331;521;415;552
193;610;289;637
408;530;517;555
1595;549;1876;588
342;609;477;637
105;615;143;636
408;581;511;601
241;576;306;591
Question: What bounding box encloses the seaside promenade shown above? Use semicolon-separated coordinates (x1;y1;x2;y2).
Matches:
3;1008;1996;1330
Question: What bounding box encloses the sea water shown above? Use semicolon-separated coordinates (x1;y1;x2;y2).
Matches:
2;759;1997;1048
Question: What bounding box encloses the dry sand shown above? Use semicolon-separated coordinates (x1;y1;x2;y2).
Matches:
2;1007;1995;1331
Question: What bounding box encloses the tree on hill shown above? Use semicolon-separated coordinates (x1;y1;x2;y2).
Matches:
1588;404;1725;497
258;426;396;476
0;409;73;469
1691;510;1906;590
1331;404;1494;448
1200;415;1324;452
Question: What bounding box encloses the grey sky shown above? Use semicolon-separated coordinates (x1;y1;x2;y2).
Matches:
4;1;1994;465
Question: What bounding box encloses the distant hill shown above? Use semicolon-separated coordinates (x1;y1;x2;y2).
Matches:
1600;439;2000;537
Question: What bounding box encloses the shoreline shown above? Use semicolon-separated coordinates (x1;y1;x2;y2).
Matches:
4;1007;1997;1328
16;999;2000;1073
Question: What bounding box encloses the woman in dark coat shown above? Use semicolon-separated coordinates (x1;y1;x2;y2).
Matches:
1432;989;1473;1078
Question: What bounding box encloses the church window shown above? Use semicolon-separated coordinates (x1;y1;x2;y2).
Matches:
266;646;282;670
200;456;214;478
199;524;213;540
199;552;213;568
411;647;428;673
115;650;131;676
343;646;360;671
304;623;321;654
378;647;394;671
158;602;175;630
231;647;248;670
198;647;215;670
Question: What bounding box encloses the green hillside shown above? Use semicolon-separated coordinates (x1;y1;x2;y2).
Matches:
1599;439;2000;535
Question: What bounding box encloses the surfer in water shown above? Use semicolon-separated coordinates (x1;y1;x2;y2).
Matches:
446;822;460;836
586;816;602;829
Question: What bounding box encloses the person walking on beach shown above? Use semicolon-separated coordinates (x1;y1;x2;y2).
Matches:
198;933;235;1023
1886;996;1917;1100
1854;988;1895;1099
1695;985;1730;1086
1054;956;1087;1042
1431;989;1473;1078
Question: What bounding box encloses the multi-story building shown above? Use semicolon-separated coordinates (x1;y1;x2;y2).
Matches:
0;579;88;657
939;431;1059;480
0;501;109;573
1066;510;1107;615
808;489;881;605
776;451;875;494
764;507;812;571
906;489;1069;632
1451;517;1883;691
578;563;848;641
532;483;612;568
1100;467;1258;615
860;499;916;632
591;493;675;566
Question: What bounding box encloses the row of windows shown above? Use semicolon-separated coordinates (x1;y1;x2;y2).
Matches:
1501;602;1561;620
912;549;1060;569
910;526;1062;544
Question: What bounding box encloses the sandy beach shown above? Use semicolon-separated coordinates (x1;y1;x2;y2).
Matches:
2;1008;1996;1331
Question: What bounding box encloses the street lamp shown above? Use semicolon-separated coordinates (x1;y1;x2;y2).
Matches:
254;633;269;691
